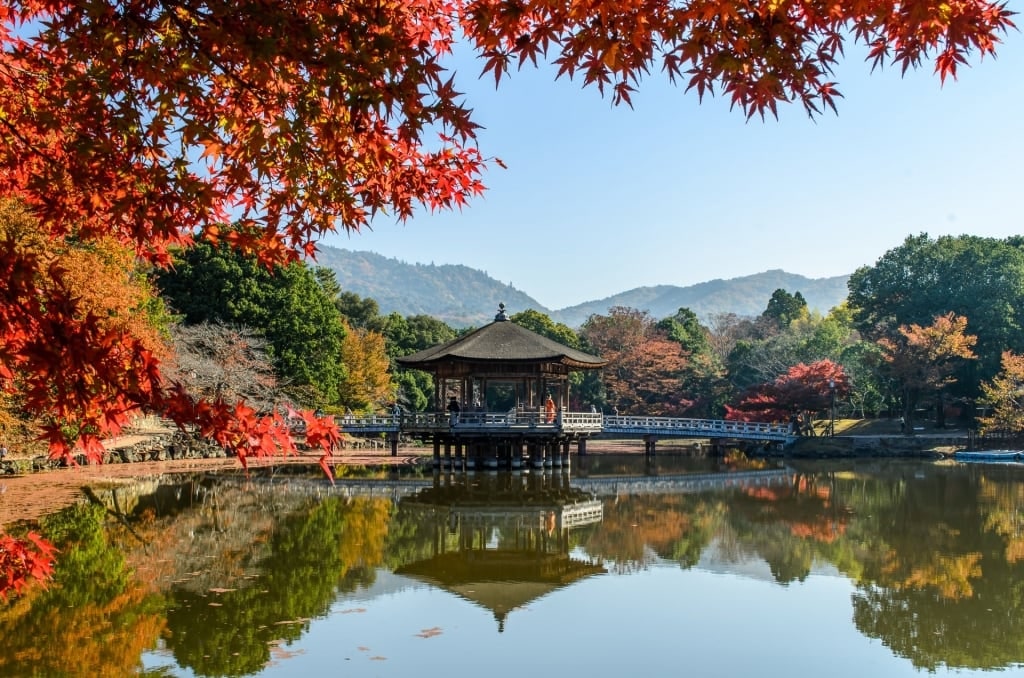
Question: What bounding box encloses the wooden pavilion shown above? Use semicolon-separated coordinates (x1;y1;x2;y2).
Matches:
395;304;608;468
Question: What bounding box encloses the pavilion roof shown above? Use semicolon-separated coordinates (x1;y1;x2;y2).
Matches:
396;308;607;370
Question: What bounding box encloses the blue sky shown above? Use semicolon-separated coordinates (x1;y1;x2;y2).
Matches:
319;33;1023;311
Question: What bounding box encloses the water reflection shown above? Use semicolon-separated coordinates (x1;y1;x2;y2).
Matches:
395;472;605;632
0;458;1023;675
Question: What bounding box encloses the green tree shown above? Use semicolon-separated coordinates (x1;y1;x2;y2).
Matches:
510;309;582;350
848;234;1024;397
656;308;728;417
337;291;382;331
157;241;347;407
370;312;458;411
762;289;809;329
657;307;712;357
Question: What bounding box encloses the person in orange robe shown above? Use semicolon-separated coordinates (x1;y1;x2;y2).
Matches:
545;395;556;423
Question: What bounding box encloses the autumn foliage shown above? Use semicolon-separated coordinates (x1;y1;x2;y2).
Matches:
726;359;848;423
580;307;693;415
0;532;56;601
978;351;1024;437
0;1;1015;595
1;0;1015;458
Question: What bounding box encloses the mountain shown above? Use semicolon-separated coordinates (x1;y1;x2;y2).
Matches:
549;270;850;328
314;247;849;328
314;247;549;327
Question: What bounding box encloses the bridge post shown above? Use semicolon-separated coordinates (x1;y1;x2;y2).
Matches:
578;437;587;456
433;438;441;467
389;433;398;457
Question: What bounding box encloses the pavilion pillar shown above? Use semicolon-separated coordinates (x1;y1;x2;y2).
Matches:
578;437;587;456
544;440;556;467
433;438;441;467
530;441;544;468
483;441;499;470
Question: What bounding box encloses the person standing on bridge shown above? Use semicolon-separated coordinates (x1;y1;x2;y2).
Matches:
545;395;556;424
447;396;461;426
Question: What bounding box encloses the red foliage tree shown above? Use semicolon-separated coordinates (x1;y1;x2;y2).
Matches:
726;359;848;424
0;532;56;601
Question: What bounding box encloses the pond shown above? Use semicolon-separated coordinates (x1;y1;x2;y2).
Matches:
2;454;1023;677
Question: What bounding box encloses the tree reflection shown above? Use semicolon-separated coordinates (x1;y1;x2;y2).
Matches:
4;462;1024;674
580;494;723;571
845;465;1024;670
0;503;165;677
164;495;390;677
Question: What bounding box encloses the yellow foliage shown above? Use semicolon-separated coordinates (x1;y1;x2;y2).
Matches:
338;321;395;412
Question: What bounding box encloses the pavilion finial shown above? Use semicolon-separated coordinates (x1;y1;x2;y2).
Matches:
494;303;509;321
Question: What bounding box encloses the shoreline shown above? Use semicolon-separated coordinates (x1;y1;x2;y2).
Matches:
0;429;990;529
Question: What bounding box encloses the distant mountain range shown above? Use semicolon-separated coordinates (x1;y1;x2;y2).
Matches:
314;246;850;328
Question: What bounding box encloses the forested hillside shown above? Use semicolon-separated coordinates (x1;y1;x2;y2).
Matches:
314;248;547;326
315;247;849;327
552;270;850;327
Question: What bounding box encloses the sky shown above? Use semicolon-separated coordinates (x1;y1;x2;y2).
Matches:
319;31;1024;311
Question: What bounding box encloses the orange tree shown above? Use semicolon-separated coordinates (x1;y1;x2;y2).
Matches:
878;312;977;429
977;351;1024;437
580;306;694;415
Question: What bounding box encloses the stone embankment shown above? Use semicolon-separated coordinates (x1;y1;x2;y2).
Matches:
780;433;969;458
2;430;229;475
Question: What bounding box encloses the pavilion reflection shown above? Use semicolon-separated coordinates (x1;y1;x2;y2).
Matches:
394;470;605;631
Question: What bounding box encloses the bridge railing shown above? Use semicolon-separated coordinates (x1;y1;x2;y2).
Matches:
332;411;790;440
603;415;792;439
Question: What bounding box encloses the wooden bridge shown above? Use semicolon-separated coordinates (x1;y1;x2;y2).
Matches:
337;410;792;441
333;410;796;463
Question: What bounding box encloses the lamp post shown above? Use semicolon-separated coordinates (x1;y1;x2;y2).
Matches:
829;378;836;437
